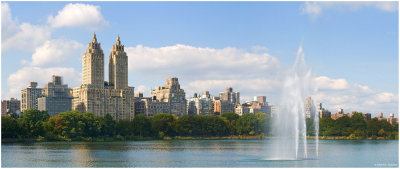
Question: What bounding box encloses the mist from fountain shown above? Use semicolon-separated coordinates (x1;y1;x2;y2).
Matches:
268;44;318;160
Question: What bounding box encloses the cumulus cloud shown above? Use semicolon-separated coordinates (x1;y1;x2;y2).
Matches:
300;2;323;19
2;3;51;52
375;92;397;103
300;2;398;19
314;76;350;90
30;39;85;66
48;3;108;30
6;67;81;99
126;44;279;80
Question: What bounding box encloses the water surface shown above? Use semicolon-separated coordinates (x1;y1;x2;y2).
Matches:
2;139;398;167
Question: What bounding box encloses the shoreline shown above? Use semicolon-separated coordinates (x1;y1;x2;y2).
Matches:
2;135;397;143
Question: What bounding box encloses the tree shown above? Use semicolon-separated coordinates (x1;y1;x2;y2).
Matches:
236;113;257;136
18;109;50;137
56;111;86;138
176;115;201;136
100;114;115;137
132;114;151;137
199;115;229;137
150;113;177;138
222;112;239;135
255;113;269;135
2;116;21;138
115;120;133;136
222;112;239;121
82;113;101;137
43;116;66;136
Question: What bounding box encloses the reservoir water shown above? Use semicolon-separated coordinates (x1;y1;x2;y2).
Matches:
1;139;398;168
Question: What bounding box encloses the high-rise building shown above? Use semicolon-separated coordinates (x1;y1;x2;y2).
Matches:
213;99;235;115
21;82;42;112
37;75;72;116
72;34;135;120
235;103;251;116
109;35;128;90
187;91;213;116
1;98;21;115
151;77;186;116
305;96;314;118
219;87;240;105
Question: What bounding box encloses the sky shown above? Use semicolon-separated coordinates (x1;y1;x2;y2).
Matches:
1;1;398;117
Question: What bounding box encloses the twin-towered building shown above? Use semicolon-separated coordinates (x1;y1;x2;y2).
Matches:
72;34;135;120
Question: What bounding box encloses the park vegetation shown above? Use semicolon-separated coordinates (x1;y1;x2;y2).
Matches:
1;109;398;142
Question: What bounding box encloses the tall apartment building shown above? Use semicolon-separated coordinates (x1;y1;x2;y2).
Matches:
72;34;135;120
219;87;240;105
213;99;235;115
151;77;186;117
21;82;42;112
187;91;213;116
235;103;251;116
1;98;21;115
38;75;72;116
305;96;314;118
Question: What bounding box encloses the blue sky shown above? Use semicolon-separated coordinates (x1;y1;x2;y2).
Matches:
1;1;398;117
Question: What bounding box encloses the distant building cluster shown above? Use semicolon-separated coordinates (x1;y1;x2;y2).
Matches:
0;33;397;123
307;97;398;123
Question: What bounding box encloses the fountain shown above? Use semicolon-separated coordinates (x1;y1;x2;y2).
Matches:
267;44;318;160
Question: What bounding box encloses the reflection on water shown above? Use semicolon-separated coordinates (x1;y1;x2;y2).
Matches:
2;139;398;168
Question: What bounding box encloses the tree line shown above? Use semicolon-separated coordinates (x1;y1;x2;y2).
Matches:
1;109;269;141
2;109;397;141
307;112;398;139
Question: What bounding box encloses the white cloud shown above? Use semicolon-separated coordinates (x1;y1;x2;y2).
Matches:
314;76;350;90
300;2;398;19
1;3;19;40
6;67;81;99
300;2;323;19
48;3;108;30
30;39;84;66
373;2;398;12
135;85;152;96
375;92;397;103
2;3;51;52
126;44;279;80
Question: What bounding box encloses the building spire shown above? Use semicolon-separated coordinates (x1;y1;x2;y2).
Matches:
116;35;121;45
92;32;97;43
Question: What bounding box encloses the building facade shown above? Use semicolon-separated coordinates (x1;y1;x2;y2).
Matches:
151;77;186;117
1;98;21;115
72;34;135;120
21;82;42;112
38;75;72;116
305;96;314;118
187;91;213;116
219;87;240;105
213;99;235;115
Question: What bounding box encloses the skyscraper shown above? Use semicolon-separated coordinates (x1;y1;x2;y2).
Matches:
109;35;128;89
72;34;135;120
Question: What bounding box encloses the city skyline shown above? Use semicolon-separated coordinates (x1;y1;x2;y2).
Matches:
1;2;398;116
